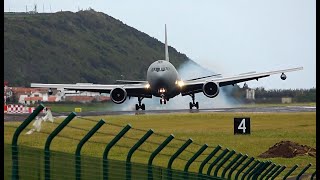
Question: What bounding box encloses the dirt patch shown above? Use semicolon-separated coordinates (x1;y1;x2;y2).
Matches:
258;141;316;158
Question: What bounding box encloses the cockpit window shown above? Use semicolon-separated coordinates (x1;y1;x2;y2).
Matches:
151;67;170;72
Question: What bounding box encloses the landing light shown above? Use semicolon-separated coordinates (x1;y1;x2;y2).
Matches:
176;80;184;87
145;83;150;89
159;88;166;93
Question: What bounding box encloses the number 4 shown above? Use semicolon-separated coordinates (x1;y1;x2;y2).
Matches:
238;119;246;133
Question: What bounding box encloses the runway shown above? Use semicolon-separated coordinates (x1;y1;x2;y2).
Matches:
4;105;316;122
71;105;316;116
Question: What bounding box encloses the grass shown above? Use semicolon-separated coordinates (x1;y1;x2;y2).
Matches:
40;102;114;112
4;112;316;178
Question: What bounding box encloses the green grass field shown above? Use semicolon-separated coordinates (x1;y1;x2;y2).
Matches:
39;102;114;112
4;111;316;178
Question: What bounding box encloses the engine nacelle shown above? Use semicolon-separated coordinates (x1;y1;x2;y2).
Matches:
110;88;127;104
202;82;219;98
280;73;287;80
48;88;53;95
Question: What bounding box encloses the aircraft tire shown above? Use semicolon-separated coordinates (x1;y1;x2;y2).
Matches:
135;104;139;111
141;104;145;110
189;102;193;109
195;102;199;109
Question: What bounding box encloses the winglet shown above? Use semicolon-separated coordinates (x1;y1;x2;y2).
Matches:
165;24;169;61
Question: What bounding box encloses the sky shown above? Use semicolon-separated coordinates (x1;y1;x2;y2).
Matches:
4;0;316;90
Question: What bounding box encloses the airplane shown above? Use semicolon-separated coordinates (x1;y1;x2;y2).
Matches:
31;25;303;110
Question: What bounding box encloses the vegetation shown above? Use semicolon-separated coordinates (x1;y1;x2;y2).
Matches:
4;112;316;176
254;87;316;103
229;85;316;103
4;10;189;86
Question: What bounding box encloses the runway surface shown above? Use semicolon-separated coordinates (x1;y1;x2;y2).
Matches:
68;105;316;116
4;106;316;122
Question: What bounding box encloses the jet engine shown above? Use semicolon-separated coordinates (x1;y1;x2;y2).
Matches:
280;73;287;80
48;88;53;95
202;82;219;98
110;88;127;104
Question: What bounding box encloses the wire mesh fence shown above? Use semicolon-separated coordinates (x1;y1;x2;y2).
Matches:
4;104;316;180
5;144;224;180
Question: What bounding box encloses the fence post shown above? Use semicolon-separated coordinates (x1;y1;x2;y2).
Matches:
198;145;221;174
126;129;153;180
282;164;298;180
247;161;265;180
234;157;255;180
75;119;105;180
266;165;281;180
184;144;208;179
240;160;260;180
221;153;242;179
207;148;230;176
213;150;236;177
270;166;286;180
260;163;276;180
103;124;131;180
167;138;193;180
185;144;208;172
295;163;311;180
310;170;316;180
148;134;174;180
252;161;272;180
44;112;76;180
227;154;248;180
11;104;45;180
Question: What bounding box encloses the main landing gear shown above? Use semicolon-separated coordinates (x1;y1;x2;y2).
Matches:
136;97;145;110
189;94;199;110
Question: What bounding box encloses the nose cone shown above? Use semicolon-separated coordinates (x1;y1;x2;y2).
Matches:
152;72;169;89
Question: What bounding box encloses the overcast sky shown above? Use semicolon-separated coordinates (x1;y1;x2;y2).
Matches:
4;0;316;90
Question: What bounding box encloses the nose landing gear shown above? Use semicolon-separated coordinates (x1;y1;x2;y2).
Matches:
160;98;167;104
189;94;199;109
135;97;145;110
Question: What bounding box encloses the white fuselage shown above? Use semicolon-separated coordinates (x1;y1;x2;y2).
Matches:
147;60;181;99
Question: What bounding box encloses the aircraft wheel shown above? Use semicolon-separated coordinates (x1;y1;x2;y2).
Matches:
195;102;199;109
160;99;162;104
189;102;193;110
141;104;145;110
164;100;167;104
135;104;139;111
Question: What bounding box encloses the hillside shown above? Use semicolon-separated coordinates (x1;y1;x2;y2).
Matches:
4;10;189;86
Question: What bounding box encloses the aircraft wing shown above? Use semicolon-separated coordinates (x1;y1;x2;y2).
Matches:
180;67;303;96
184;74;222;81
116;80;148;84
30;83;152;98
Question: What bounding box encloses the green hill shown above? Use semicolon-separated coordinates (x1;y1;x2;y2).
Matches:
4;10;189;86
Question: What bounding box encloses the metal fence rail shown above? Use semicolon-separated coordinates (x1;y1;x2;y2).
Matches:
5;104;317;180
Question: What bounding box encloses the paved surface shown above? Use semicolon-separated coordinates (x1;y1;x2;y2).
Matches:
4;106;316;122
